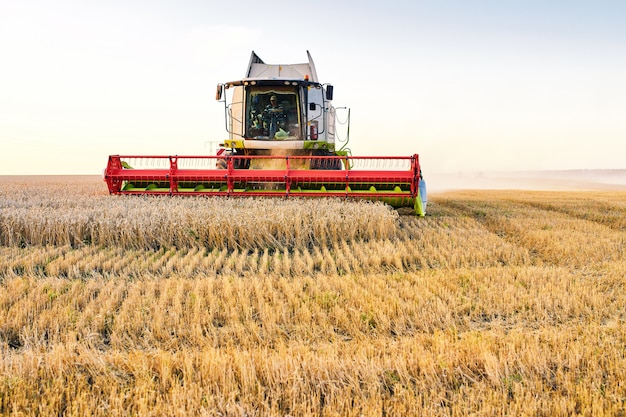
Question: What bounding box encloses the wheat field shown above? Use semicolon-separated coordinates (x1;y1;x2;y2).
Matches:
1;176;625;416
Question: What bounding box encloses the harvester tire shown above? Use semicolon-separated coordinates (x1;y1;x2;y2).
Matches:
311;150;342;170
216;151;249;170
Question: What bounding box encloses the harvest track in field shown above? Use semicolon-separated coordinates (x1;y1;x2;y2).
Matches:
1;177;625;416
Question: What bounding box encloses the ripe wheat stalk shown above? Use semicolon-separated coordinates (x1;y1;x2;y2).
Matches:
1;177;625;416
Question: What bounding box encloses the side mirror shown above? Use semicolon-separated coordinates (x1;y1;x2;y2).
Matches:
309;103;316;111
215;84;223;101
325;85;334;101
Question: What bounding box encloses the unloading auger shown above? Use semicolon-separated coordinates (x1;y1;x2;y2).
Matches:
104;51;427;215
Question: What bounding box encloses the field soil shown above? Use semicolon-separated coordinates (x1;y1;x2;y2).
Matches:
1;176;625;416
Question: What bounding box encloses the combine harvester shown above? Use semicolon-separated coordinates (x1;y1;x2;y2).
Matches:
104;51;427;215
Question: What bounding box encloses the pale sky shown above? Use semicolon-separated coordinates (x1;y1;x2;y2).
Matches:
1;0;625;175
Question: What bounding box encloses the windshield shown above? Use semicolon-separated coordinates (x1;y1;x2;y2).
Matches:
245;86;301;140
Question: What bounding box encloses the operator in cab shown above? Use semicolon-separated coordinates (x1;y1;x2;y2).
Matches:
263;95;286;139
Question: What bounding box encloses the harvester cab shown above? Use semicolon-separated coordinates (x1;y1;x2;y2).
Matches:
104;51;427;216
215;51;345;170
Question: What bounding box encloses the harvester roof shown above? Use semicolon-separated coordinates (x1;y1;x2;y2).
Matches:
244;50;319;82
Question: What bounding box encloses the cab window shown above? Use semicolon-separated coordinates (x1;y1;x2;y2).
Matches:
245;86;301;140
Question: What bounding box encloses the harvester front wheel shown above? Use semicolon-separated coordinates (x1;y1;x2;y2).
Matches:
310;150;342;170
216;150;250;170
